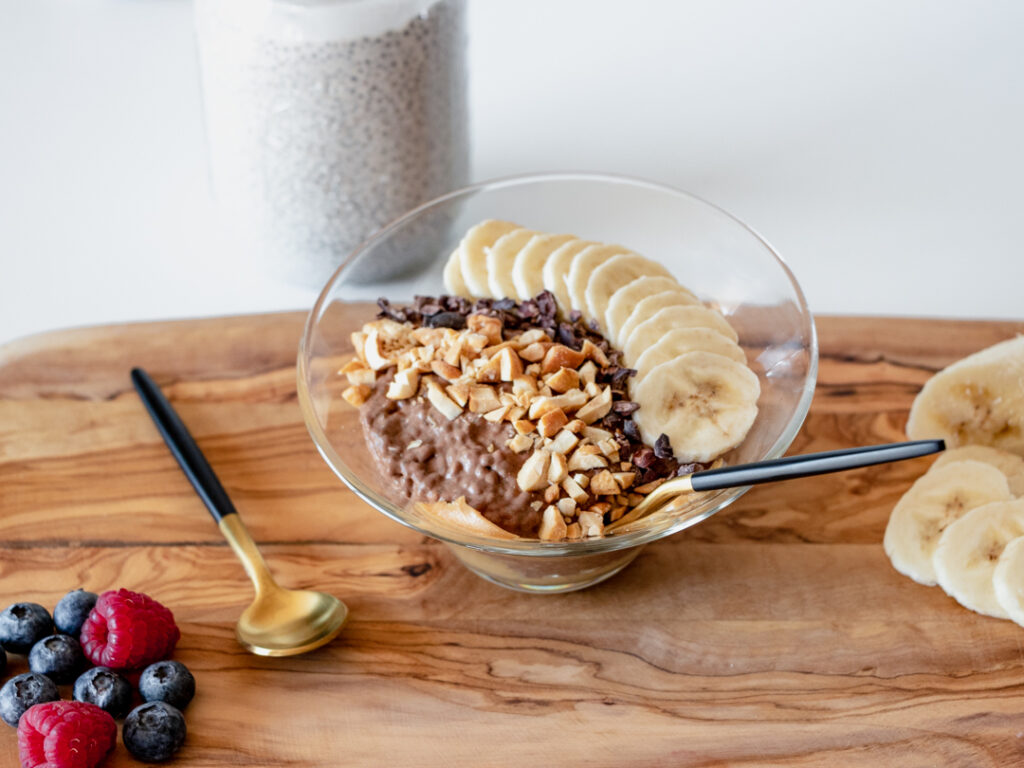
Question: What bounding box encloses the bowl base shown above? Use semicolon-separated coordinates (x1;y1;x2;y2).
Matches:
448;544;644;593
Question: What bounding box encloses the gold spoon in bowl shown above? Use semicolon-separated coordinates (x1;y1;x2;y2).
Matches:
607;439;946;533
131;368;348;657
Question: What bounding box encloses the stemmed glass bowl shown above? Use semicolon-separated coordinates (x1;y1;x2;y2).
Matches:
297;172;817;593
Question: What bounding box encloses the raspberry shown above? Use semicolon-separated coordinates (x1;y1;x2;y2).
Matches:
17;701;116;768
79;590;179;671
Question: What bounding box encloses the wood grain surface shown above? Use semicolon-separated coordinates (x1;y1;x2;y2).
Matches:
2;313;1024;767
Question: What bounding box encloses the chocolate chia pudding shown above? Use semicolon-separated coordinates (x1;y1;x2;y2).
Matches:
341;291;709;540
361;371;542;537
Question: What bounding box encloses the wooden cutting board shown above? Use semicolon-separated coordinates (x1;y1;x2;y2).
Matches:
2;313;1024;767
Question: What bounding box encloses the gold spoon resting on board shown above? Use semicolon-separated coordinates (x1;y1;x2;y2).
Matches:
607;439;946;533
131;368;348;657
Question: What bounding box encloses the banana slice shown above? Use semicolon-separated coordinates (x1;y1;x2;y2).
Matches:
993;536;1024;625
443;248;470;297
486;228;535;300
931;445;1024;496
457;219;519;298
512;233;576;300
624;305;739;366
633;328;746;382
605;276;698;346
583;253;674;333
933;499;1024;618
907;336;1024;455
883;460;1012;586
617;291;704;350
566;244;632;321
631;351;760;463
542;239;593;315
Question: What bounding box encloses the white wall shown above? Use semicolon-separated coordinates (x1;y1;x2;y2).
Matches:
2;0;1022;345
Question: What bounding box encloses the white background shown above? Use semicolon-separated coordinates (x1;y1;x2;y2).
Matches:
2;0;1023;346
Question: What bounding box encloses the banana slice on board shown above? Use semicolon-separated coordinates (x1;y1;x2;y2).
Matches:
542;239;594;316
993;536;1024;625
624;305;739;366
633;327;747;382
512;233;576;301
931;445;1024;496
457;219;519;298
617;291;704;350
566;244;633;321
486;228;535;300
933;499;1024;618
883;459;1012;586
631;350;760;463
605;277;698;346
583;254;674;333
443;248;470;297
907;336;1024;455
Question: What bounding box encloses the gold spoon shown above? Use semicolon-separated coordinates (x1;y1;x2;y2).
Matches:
607;439;946;533
131;368;348;657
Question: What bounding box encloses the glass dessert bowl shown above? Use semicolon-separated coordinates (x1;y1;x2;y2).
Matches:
297;172;817;593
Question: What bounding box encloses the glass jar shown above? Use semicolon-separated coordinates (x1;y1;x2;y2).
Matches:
194;0;469;286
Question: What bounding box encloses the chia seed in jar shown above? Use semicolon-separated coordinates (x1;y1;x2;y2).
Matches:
194;0;469;285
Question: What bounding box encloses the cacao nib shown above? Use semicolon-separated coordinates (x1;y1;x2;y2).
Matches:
633;446;657;468
654;434;674;459
377;297;412;323
602;412;623;430
442;295;471;314
609;368;635;387
612;400;640;415
517;299;539;319
556;322;581;349
623;419;641;442
415;298;442;315
534;291;557;321
424;311;466;330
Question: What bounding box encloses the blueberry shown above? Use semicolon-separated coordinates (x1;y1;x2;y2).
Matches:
123;702;186;762
0;603;53;655
0;672;59;727
28;634;85;684
73;666;133;719
0;647;5;678
138;660;195;710
53;589;98;636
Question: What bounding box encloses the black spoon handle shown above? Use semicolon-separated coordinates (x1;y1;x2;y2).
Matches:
689;439;946;492
131;367;237;522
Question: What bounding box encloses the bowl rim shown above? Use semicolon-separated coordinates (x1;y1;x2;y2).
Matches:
297;170;818;556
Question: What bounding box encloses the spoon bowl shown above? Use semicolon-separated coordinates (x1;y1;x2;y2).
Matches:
217;513;348;656
237;588;348;657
